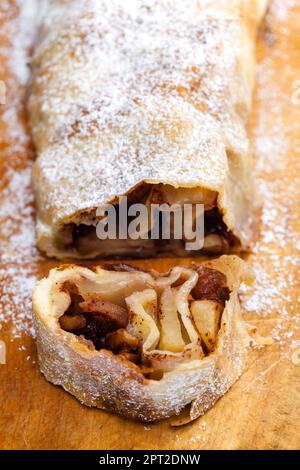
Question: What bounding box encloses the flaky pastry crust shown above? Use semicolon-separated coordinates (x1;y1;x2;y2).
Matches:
28;0;268;259
32;256;253;423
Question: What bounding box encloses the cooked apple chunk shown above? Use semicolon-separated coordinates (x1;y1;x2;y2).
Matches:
158;287;185;353
161;185;216;209
190;300;223;351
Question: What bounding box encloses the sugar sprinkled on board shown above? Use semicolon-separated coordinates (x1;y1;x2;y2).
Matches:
0;264;37;338
0;167;37;264
0;340;6;364
268;0;298;22
0;0;41;341
240;0;300;359
4;0;40;85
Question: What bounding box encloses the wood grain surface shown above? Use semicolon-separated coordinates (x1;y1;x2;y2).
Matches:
0;1;299;450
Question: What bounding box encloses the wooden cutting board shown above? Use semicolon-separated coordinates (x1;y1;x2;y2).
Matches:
0;1;299;450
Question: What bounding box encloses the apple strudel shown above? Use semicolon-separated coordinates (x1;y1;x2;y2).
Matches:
29;0;268;259
33;255;253;422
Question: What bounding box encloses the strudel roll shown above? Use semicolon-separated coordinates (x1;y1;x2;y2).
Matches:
28;0;268;259
32;256;253;423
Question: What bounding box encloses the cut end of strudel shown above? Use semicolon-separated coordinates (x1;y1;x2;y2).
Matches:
29;0;268;259
32;255;253;423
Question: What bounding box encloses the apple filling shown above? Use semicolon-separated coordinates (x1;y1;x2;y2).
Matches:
60;184;238;258
59;264;230;377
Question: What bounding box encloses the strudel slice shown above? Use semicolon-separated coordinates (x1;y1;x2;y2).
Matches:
29;0;268;258
33;256;252;422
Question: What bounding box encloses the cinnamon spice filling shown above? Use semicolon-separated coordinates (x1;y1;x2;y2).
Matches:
59;264;231;377
192;265;230;306
59;283;141;360
62;184;238;258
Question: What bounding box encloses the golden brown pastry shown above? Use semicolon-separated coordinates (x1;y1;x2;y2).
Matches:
32;255;253;423
28;0;268;259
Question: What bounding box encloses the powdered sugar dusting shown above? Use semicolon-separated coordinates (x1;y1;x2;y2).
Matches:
0;264;37;338
0;167;37;263
29;0;254;239
4;0;40;85
0;0;41;340
269;0;298;22
240;0;300;359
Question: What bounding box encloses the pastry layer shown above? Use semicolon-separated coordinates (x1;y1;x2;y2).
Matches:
32;255;253;422
29;0;268;259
